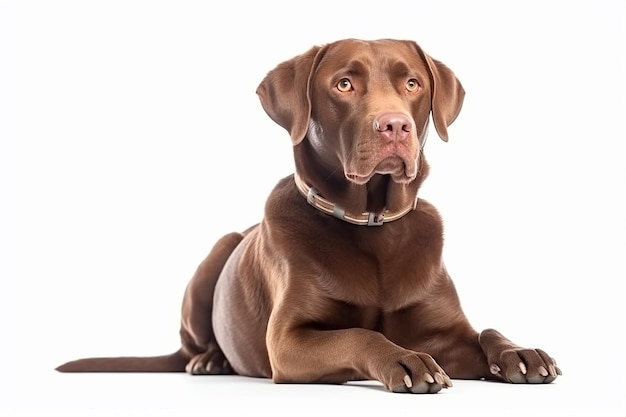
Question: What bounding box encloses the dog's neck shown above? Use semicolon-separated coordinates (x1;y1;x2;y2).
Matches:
294;144;428;225
294;172;419;226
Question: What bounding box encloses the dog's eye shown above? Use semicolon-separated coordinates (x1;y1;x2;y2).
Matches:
406;79;420;92
337;78;353;92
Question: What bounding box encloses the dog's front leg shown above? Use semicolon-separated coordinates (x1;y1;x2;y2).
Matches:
478;328;562;383
266;323;453;394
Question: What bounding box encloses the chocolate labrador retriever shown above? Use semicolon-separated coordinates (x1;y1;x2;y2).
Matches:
57;38;561;393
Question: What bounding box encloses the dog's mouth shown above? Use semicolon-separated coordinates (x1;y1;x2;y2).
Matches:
346;156;417;185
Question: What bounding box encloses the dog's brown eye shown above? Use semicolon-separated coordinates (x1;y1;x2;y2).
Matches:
406;79;420;92
337;78;353;92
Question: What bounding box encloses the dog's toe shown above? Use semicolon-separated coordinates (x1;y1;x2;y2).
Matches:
186;349;233;375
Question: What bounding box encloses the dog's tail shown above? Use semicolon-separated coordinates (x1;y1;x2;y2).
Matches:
55;349;188;372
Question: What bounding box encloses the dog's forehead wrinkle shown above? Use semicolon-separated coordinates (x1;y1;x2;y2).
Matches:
343;58;371;74
324;40;416;76
320;58;371;85
387;60;427;83
320;47;427;97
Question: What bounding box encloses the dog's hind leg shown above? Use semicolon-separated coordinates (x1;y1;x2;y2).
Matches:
179;231;247;375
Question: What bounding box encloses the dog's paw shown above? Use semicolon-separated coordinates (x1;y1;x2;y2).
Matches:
185;345;233;375
378;350;453;394
487;347;562;384
479;328;562;384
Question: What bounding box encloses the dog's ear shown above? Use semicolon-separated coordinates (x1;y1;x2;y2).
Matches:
411;42;465;142
256;45;328;145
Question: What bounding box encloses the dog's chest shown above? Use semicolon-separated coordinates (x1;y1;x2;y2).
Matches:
315;239;436;311
320;280;432;339
297;216;441;309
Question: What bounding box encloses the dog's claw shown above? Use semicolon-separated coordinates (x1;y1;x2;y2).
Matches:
396;368;449;393
549;361;563;376
433;372;445;385
518;362;527;375
490;364;501;375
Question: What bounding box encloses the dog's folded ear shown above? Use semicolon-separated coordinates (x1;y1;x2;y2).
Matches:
256;45;328;145
411;42;465;142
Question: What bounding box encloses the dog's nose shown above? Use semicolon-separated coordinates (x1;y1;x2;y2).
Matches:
374;113;412;142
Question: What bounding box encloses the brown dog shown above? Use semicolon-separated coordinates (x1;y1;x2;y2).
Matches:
56;38;561;393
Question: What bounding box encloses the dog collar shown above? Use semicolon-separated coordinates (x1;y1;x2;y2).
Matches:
294;173;418;226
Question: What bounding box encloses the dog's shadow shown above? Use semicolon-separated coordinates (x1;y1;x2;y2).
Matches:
343;380;389;393
198;375;391;393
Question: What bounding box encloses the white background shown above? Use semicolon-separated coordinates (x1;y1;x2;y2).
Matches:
1;0;624;415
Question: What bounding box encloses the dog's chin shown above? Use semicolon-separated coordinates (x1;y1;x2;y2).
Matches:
346;157;417;185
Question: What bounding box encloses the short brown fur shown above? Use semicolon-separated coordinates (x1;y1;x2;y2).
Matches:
57;39;561;393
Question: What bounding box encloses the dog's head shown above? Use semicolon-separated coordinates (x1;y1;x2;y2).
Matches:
256;39;464;186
